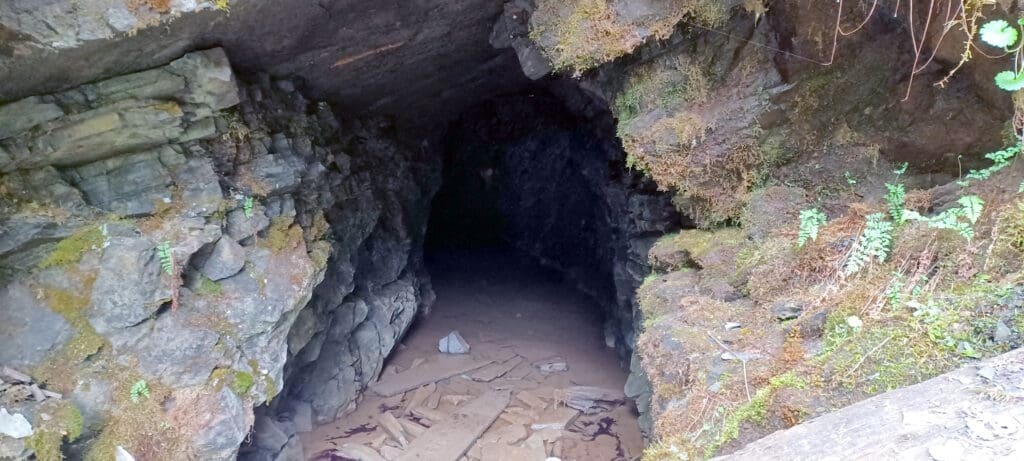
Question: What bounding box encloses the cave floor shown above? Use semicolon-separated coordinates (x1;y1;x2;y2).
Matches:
301;248;643;460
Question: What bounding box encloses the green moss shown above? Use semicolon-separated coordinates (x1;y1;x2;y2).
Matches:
39;226;103;269
263;373;278;402
196;276;223;296
706;373;806;457
34;283;107;392
818;309;958;393
231;371;254;395
27;430;64;461
24;401;83;461
83;372;184;461
261;217;303;253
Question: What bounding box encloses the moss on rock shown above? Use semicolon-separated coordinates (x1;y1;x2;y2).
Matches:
38;225;103;269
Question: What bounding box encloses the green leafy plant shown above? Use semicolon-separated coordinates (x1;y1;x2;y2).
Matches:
798;208;828;247
980;18;1024;91
130;380;150;403
893;162;909;177
243;196;254;218
844;171;857;185
156;242;174;275
844;213;893;275
904;195;984;241
961;144;1020;185
885;183;906;224
214;0;230;11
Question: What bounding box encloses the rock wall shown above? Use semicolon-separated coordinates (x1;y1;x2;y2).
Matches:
0;48;437;460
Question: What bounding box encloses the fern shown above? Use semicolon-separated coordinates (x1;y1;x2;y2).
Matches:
964;144;1020;183
903;195;984;241
243;196;254;219
893;162;909;177
130;380;150;403
798;208;827;247
844;213;893;275
157;242;174;275
884;183;906;224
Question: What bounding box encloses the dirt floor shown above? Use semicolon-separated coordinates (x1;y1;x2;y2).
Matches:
301;248;643;460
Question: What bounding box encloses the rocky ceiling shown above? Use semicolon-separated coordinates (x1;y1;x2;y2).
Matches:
0;0;531;127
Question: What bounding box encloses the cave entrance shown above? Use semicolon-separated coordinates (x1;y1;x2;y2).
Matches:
298;86;660;459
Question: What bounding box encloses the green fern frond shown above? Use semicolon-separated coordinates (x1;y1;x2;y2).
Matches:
243;196;254;219
844;213;893;275
130;380;150;403
157;242;174;275
798;208;827;247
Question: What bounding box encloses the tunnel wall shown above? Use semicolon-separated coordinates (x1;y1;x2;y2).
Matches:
429;85;681;434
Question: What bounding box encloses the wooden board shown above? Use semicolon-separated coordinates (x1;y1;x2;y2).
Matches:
717;348;1024;460
372;355;493;397
396;390;511;461
469;356;524;382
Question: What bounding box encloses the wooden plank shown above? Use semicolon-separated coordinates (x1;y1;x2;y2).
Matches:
717;348;1024;460
372;356;493;397
396;390;511;461
403;382;436;414
469;356;524;382
379;412;409;448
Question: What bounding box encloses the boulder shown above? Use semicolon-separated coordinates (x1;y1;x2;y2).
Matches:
201;237;246;281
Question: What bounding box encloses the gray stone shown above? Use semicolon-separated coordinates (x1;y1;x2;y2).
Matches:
242;153;306;196
65;149;173;216
994;320;1012;344
129;312;222;387
192;388;249;461
0;282;74;371
170;155;224;216
88;226;169;335
290;401;314;433
274;436;304;461
0;96;64;140
165;48;241;116
253;416;289;452
226;205;271;242
201;237;246;281
439;330;470;354
772;301;805;321
0;100;186;172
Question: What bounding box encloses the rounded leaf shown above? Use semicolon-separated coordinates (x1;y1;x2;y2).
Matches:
994;70;1024;91
980;20;1019;48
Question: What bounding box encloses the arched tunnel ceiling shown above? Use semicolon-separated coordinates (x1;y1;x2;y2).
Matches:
0;0;531;126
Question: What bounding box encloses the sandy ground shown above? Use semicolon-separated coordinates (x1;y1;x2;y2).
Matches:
301;248;643;460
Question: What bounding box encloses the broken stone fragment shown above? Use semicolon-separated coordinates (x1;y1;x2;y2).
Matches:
0;408;32;439
115;446;136;461
438;331;470;354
